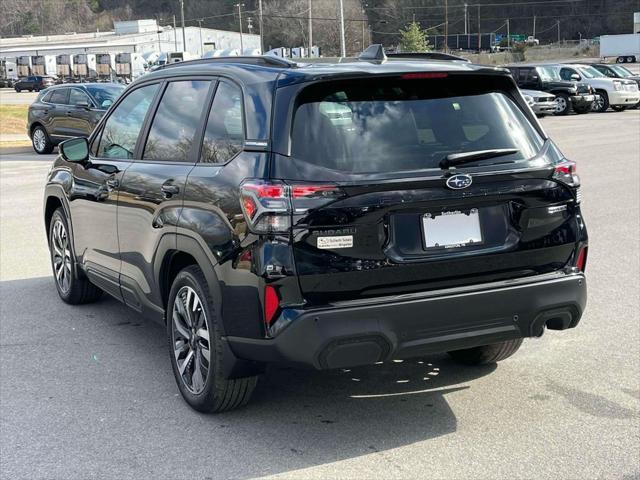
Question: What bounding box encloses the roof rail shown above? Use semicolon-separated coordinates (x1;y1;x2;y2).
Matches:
387;52;470;62
158;55;298;70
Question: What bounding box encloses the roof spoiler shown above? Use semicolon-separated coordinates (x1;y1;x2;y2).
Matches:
358;44;387;63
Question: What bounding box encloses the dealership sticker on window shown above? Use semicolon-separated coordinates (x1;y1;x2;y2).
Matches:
317;235;354;249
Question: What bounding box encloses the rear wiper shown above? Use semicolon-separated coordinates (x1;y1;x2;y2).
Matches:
440;148;520;169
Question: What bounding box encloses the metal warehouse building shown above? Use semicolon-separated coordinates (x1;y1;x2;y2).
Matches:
0;19;260;58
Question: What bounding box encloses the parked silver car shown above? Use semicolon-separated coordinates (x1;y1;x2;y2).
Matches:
521;89;557;116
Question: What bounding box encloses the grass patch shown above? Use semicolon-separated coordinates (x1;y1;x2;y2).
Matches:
0;104;29;135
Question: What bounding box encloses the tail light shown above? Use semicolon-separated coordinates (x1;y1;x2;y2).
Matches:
264;285;280;326
575;246;588;272
240;180;341;233
553;160;581;193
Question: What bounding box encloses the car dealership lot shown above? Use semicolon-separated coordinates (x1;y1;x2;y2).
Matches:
1;111;638;479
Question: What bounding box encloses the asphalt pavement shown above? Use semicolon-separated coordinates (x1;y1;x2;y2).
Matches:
0;110;639;479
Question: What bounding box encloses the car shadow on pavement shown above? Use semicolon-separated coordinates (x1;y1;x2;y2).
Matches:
1;276;496;479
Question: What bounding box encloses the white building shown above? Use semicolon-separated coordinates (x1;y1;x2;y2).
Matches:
0;19;260;58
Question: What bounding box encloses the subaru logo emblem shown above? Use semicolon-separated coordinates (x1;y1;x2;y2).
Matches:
446;174;473;190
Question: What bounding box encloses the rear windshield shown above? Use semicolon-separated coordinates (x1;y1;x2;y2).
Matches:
291;78;544;175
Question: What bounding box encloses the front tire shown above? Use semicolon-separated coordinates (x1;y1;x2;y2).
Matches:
610;105;628;112
168;265;258;413
592;91;609;112
448;338;523;365
553;93;571;115
573;104;592;114
32;126;53;154
48;208;102;304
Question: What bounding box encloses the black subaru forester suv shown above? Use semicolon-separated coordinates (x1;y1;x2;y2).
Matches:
44;48;588;412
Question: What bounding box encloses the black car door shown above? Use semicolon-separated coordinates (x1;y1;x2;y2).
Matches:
69;82;161;299
117;78;214;319
520;68;540;89
46;88;70;139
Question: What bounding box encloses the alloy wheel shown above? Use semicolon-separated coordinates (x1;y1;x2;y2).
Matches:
33;129;46;152
51;219;72;293
554;96;567;114
592;94;605;112
172;286;211;395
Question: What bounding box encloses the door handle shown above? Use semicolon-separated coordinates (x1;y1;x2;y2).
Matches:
161;184;180;197
106;178;119;189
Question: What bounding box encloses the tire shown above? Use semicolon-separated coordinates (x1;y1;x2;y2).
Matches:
553;93;571;116
32;126;53;154
616;56;625;63
448;338;524;366
611;105;628;112
626;56;635;63
592;91;609;113
167;265;258;413
15;88;21;93
48;208;102;305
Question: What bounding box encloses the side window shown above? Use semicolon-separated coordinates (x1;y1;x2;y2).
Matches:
560;68;574;81
98;83;159;160
200;81;244;164
49;89;69;105
509;69;519;81
142;80;211;162
520;68;534;82
69;88;92;106
41;91;53;102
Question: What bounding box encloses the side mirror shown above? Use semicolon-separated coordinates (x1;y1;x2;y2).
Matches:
59;137;89;163
570;73;580;81
75;101;90;110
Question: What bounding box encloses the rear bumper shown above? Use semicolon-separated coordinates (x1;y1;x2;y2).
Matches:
226;272;587;370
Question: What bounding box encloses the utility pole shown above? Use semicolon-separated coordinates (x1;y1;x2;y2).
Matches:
236;3;245;53
259;0;264;54
308;0;313;57
173;15;178;52
197;19;203;56
507;18;510;51
557;20;561;44
464;3;468;35
533;15;536;39
477;5;481;53
180;0;186;52
338;0;346;57
444;0;448;53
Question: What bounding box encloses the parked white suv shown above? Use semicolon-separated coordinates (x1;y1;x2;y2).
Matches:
556;64;639;112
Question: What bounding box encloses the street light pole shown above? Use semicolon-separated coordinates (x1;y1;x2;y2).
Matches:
444;0;448;53
464;3;468;35
338;0;346;57
259;0;264;54
236;3;245;54
173;15;178;52
180;0;186;52
308;0;313;57
557;20;561;44
197;19;203;56
533;15;536;39
477;5;481;53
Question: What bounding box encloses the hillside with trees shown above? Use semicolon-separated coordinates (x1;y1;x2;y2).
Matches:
1;0;638;55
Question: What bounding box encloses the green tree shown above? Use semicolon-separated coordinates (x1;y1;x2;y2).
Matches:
398;21;431;53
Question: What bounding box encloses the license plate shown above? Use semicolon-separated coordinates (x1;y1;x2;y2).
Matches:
422;209;482;249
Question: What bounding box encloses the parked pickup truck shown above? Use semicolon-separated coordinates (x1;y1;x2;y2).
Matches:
506;64;594;115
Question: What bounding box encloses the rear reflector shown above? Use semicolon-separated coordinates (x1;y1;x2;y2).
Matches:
401;72;449;80
575;246;588;272
264;285;280;326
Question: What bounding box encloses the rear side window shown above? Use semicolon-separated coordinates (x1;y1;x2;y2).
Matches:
290;78;544;175
98;83;159;159
49;89;68;105
200;81;244;164
69;88;92;106
143;80;211;162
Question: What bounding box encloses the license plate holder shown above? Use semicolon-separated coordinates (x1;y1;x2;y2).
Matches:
422;209;483;249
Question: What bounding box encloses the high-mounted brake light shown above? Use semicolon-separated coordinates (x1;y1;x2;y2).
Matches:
264;285;280;326
401;72;449;80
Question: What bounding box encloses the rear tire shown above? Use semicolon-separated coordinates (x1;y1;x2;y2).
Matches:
448;338;523;365
553;93;571;115
32;126;53;154
48;208;103;305
167;265;258;413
